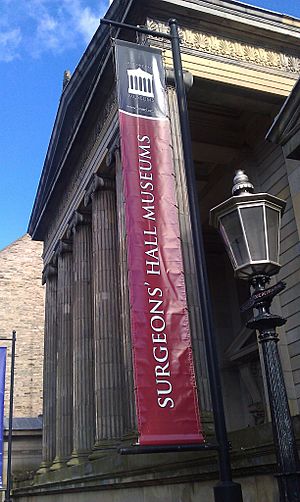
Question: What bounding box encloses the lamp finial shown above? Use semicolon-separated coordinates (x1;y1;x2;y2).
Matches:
232;170;254;196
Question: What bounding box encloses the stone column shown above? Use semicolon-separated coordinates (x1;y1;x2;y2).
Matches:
85;175;124;457
114;148;137;436
51;239;73;470
67;211;95;465
167;84;213;430
37;262;58;474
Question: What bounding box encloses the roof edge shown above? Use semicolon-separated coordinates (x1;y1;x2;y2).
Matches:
266;78;300;145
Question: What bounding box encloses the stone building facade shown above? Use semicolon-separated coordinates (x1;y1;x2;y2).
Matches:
14;0;300;500
0;234;44;481
0;234;44;417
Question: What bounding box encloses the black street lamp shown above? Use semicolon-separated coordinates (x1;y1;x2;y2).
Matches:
210;170;300;502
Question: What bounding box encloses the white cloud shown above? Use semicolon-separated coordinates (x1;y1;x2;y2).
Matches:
0;28;22;62
76;7;100;42
0;0;108;62
36;14;59;51
60;0;101;43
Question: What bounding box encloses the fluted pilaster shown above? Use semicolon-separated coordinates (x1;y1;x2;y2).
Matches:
51;239;73;470
67;211;95;465
114;149;137;436
37;262;58;474
167;85;213;427
85;175;124;456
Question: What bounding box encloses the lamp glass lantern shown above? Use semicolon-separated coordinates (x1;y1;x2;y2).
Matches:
209;170;286;280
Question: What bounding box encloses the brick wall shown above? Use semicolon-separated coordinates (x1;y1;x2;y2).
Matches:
0;234;44;417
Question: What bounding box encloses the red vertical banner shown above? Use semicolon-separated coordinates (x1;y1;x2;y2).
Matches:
115;40;204;445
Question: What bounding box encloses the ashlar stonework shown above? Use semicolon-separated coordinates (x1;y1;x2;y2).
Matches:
0;234;44;418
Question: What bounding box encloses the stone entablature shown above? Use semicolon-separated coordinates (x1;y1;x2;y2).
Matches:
147;19;300;74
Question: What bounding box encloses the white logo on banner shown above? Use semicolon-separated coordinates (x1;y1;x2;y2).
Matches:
127;68;154;98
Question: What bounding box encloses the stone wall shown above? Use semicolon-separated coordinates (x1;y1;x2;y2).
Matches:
0;234;44;417
12;475;278;502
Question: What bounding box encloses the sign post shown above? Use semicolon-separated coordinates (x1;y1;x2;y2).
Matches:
0;347;6;490
1;331;16;502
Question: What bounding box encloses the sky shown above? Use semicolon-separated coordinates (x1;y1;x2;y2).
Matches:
0;0;300;251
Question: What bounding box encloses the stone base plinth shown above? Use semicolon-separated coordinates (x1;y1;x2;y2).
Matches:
49;456;67;471
67;450;90;466
88;440;121;460
15;420;300;502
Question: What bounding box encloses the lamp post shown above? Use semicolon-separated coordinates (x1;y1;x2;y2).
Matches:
210;170;300;502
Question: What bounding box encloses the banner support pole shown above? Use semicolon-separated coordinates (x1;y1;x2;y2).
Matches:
5;331;16;502
101;16;243;502
168;19;243;502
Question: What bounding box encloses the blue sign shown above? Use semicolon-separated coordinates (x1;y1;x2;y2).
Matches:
0;348;6;488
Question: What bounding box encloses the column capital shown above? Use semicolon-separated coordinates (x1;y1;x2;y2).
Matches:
106;141;120;169
42;263;58;285
68;210;91;235
84;175;115;207
54;238;72;259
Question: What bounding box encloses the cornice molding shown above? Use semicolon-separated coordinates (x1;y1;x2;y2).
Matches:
267;78;300;147
158;0;300;40
42;100;118;265
147;19;300;74
78;90;118;173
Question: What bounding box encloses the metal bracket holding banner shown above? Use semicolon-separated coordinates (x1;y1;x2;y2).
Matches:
100;16;243;502
119;443;219;455
0;331;16;502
